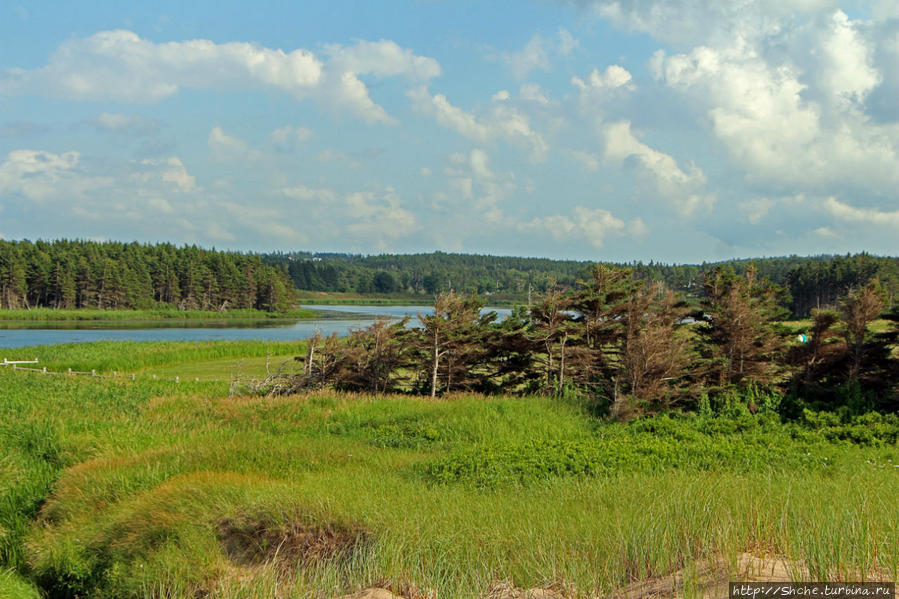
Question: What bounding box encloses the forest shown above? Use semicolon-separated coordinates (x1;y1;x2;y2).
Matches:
0;239;294;312
268;264;899;417
264;250;899;317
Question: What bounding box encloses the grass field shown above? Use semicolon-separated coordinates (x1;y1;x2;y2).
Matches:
1;341;897;598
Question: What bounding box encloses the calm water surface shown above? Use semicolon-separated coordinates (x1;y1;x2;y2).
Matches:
0;305;512;349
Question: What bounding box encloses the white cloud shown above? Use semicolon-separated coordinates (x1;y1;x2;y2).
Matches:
270;125;313;151
147;197;175;214
739;198;775;224
135;157;196;192
408;87;548;161
816;10;881;111
0;30;439;124
635;4;899;193
280;183;419;247
569;150;601;171
492;90;510;102
823;197;899;230
324;40;441;81
503;35;551;79
89;112;158;135
519;206;626;249
500;29;580;79
519;83;550;104
442;148;516;222
0;149;109;202
628;217;648;238
584;0;836;48
603;120;711;216
208;126;247;162
571;65;633;90
558;27;580;56
0;147;209;240
468;148;494;180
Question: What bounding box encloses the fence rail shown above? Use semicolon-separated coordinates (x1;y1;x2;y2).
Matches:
2;358;193;383
2;358;39;366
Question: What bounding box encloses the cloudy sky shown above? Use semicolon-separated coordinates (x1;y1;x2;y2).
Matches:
1;1;897;262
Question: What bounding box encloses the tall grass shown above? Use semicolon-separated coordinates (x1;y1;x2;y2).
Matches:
1;346;897;598
8;340;306;373
0;307;317;321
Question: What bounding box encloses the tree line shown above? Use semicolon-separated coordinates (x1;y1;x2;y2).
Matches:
0;240;294;312
264;251;899;318
272;264;899;417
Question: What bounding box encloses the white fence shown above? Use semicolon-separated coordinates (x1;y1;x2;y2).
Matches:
2;358;192;383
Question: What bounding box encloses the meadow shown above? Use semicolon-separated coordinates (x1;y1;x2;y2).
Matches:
1;341;897;599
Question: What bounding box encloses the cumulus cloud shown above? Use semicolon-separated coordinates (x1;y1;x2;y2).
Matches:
571;65;633;90
504;35;551;79
408;87;548;161
133;157;196;192
442;148;516;223
518;206;627;249
0;30;440;124
593;0;899;195
500;28;580;79
569;64;636;124
579;0;836;48
739;198;776;225
603;120;712;216
823;197;899;230
817;11;882;111
0;146;207;240
270;125;313;152
0;149;97;201
282;183;418;248
519;83;550;104
89;112;159;136
208;126;248;162
651;36;899;190
557;27;580;55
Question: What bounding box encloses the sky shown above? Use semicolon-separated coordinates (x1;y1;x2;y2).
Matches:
0;1;897;263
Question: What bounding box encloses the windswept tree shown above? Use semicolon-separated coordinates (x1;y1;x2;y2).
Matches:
566;265;642;399
698;265;787;389
343;318;412;393
840;281;886;379
789;283;898;411
527;288;580;395
416;291;495;397
618;283;697;413
480;306;538;394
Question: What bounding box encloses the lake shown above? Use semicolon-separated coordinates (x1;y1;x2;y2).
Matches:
0;305;513;349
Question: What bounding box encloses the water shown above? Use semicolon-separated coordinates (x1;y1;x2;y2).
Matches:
0;305;513;349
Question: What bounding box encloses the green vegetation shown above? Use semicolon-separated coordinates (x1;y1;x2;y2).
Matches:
266;250;899;318
16;339;306;378
279;268;899;418
1;341;898;598
0;239;294;313
0;307;316;322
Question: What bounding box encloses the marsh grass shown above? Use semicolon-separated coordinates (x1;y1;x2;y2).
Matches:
9;339;306;375
1;344;897;598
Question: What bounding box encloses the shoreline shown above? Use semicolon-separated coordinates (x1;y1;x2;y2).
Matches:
0;307;319;322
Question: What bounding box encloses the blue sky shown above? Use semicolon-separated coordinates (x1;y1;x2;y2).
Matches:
1;1;897;262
